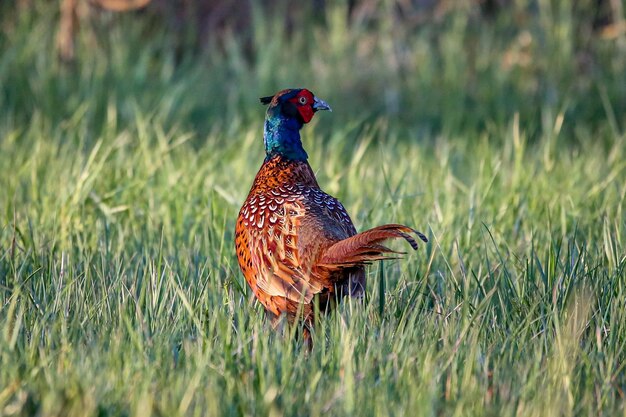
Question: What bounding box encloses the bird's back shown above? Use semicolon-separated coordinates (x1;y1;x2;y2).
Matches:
235;155;365;321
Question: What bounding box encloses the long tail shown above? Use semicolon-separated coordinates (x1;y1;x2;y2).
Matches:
318;224;428;269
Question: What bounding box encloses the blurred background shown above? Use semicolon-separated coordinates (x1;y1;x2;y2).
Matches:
2;0;625;145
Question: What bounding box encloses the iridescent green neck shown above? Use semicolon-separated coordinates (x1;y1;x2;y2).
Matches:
263;109;307;161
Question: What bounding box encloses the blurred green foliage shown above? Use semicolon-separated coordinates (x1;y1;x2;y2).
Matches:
1;1;624;141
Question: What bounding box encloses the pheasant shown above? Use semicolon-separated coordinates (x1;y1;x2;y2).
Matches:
235;88;427;334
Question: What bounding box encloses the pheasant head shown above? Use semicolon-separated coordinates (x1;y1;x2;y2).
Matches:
259;88;331;161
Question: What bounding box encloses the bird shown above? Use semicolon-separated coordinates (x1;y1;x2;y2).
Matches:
235;88;427;338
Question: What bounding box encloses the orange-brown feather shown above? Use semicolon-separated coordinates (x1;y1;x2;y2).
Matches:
318;224;428;269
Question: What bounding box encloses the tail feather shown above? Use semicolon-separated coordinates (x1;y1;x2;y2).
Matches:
319;224;428;269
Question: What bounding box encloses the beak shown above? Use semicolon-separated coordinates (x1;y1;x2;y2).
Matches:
312;97;332;112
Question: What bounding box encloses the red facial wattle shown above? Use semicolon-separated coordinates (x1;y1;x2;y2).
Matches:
298;105;314;123
289;90;316;123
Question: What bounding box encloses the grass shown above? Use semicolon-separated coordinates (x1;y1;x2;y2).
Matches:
1;1;625;416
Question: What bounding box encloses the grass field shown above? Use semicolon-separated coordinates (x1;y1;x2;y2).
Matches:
1;2;625;416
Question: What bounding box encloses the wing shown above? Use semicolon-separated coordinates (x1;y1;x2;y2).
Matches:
236;186;358;311
237;189;323;312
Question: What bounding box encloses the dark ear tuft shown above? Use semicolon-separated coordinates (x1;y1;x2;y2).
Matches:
259;96;273;105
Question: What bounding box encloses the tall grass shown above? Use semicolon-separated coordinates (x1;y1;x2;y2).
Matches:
1;2;625;416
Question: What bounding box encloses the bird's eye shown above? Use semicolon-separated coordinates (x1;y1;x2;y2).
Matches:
299;96;307;105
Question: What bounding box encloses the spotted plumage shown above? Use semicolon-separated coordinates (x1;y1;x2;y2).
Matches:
235;88;427;333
